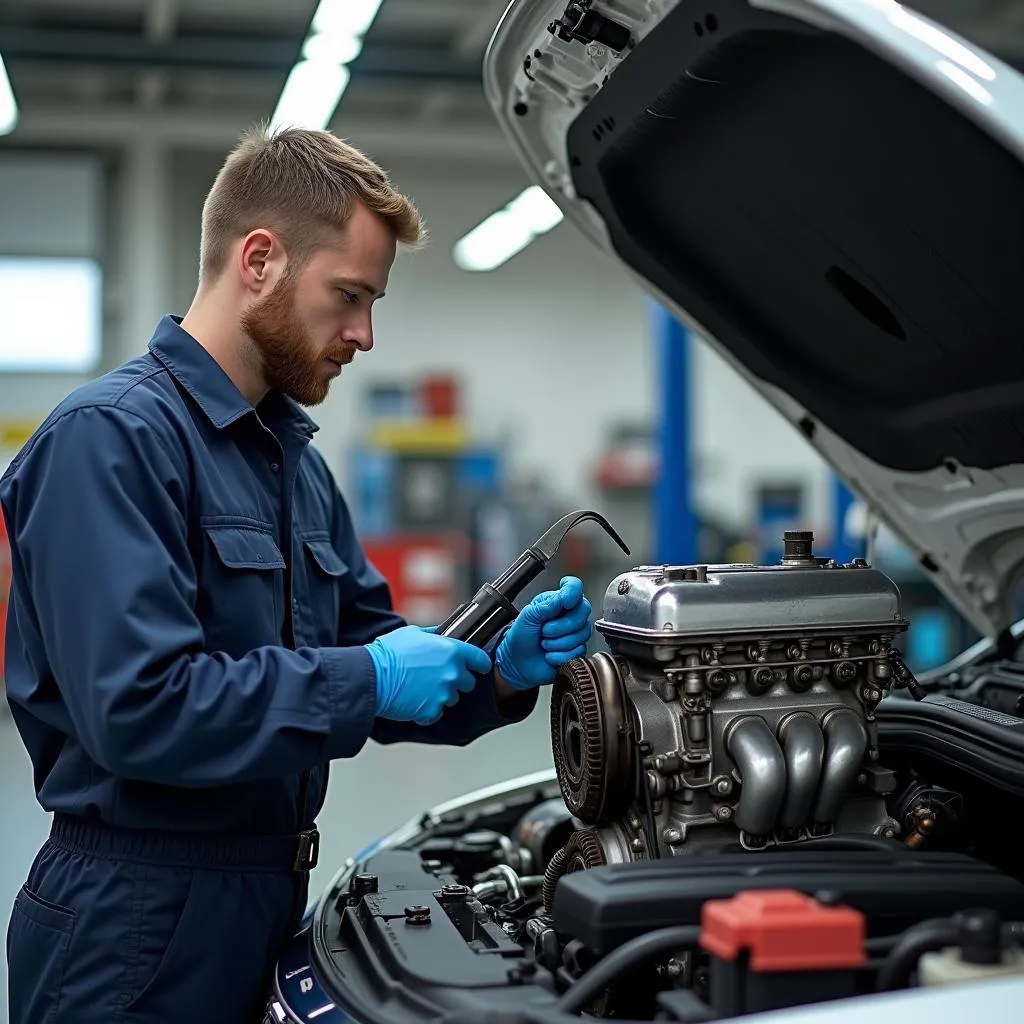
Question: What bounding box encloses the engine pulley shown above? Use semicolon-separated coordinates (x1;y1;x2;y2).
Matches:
551;653;636;825
563;827;610;873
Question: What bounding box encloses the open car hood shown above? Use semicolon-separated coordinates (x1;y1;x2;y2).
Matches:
483;0;1024;641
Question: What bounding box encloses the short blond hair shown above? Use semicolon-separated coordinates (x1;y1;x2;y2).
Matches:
199;122;425;282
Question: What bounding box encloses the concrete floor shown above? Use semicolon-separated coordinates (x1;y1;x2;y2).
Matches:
0;693;556;1022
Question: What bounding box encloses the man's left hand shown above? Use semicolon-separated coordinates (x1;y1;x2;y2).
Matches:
495;576;593;691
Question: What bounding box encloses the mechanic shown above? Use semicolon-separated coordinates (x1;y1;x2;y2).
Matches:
1;125;594;1024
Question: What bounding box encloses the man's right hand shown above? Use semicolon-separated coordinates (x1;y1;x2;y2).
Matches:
366;625;493;726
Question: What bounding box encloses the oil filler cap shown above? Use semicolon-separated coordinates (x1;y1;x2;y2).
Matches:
782;531;817;565
699;890;866;971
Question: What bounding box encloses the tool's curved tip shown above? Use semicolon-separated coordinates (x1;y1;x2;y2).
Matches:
535;509;631;561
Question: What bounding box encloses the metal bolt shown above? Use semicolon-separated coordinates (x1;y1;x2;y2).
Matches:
714;805;733;822
713;776;733;796
857;773;867;786
662;827;682;844
405;905;431;924
440;884;471;901
631;838;646;852
618;580;630;595
628;815;642;830
353;873;379;896
834;661;857;683
883;826;897;838
706;669;727;694
666;958;684;978
503;922;518;936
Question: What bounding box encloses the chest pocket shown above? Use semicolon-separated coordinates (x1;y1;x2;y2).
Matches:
297;532;352;647
200;520;286;656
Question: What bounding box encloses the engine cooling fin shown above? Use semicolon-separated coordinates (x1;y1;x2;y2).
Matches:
551;653;636;825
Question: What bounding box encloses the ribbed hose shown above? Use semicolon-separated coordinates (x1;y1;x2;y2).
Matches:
542;845;569;915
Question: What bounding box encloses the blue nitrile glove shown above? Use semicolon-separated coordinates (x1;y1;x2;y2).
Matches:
495;576;593;691
367;625;493;726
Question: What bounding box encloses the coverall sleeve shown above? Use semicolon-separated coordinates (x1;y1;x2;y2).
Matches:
326;484;538;746
1;405;379;787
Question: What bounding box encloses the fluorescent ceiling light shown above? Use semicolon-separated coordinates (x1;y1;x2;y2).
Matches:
302;32;362;66
269;0;384;132
0;53;18;136
312;0;385;41
453;186;564;272
271;61;351;132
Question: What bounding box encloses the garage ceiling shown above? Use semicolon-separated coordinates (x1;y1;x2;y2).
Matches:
0;0;511;152
0;0;1023;150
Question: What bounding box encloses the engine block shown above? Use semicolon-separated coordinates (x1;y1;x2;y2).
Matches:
549;532;910;870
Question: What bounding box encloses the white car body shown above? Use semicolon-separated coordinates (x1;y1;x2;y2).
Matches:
483;0;1024;645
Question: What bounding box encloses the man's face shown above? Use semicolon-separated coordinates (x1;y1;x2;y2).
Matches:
240;202;397;407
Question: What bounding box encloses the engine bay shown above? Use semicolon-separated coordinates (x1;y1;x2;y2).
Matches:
294;533;1024;1023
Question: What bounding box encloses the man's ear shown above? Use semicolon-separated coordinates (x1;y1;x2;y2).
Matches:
238;229;281;293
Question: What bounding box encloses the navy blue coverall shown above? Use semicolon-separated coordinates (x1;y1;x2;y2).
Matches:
1;316;537;1023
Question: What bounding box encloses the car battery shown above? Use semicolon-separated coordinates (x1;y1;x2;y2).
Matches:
699;890;866;1017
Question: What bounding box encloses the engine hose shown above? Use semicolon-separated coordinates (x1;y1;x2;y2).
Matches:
875;918;959;991
542;845;569;915
553;925;702;1013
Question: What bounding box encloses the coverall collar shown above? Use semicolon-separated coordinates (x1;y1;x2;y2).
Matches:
148;315;320;436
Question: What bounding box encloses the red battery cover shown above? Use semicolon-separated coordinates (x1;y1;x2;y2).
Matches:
699;889;867;972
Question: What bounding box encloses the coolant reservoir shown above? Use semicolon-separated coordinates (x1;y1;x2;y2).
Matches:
919;910;1024;988
919;946;1024;987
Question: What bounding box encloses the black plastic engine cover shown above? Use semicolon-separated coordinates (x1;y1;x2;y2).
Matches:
552;849;1024;955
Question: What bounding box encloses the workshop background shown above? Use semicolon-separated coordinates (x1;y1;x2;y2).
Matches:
0;0;1017;1016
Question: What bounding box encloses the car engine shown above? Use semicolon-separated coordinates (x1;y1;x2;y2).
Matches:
549;531;906;875
268;532;1024;1024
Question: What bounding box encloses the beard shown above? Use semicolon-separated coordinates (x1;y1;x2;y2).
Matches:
239;271;353;407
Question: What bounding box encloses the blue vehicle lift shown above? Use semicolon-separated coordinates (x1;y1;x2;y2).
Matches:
651;301;698;565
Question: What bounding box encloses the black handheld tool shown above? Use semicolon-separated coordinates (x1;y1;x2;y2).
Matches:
436;509;630;648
